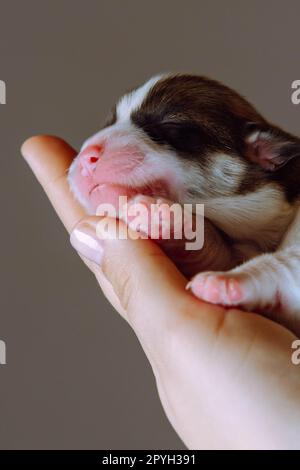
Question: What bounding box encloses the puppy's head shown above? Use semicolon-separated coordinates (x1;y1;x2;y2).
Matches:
68;74;300;214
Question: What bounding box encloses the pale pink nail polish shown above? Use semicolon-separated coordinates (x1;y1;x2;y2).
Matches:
70;226;104;265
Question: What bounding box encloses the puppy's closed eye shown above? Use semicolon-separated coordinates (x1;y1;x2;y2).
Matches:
133;116;213;154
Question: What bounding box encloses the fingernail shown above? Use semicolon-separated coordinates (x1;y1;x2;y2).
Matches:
70;222;104;265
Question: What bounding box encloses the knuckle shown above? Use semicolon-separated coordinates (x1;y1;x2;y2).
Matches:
104;257;138;313
117;269;135;312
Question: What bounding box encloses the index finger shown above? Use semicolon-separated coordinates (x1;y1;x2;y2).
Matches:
21;135;86;232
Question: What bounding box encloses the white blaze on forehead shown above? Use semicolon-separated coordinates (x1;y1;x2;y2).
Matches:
81;74;166;150
116;75;164;122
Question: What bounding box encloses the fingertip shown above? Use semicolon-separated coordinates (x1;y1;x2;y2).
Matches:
21;135;78;184
21;135;43;160
22;135;59;157
21;135;77;165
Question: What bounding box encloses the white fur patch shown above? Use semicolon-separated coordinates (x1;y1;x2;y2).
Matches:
116;75;163;122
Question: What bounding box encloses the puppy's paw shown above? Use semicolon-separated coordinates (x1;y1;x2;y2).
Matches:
187;249;300;335
119;195;183;239
188;271;256;307
188;259;284;312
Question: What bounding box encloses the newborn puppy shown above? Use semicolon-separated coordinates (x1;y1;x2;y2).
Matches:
68;74;300;335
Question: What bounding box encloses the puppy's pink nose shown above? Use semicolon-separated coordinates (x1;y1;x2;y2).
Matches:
79;145;103;176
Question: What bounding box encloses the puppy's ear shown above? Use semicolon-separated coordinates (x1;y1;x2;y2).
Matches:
244;123;300;171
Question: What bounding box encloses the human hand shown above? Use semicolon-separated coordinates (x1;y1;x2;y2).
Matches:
22;136;300;450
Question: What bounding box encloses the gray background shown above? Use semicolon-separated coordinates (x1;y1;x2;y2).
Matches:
0;0;299;449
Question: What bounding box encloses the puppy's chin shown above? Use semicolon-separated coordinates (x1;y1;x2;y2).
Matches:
68;156;173;215
68;163;136;214
89;184;139;214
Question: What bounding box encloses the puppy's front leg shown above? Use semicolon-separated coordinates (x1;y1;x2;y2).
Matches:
119;195;236;277
189;246;300;336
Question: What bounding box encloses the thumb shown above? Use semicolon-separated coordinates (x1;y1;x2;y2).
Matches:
70;216;197;335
